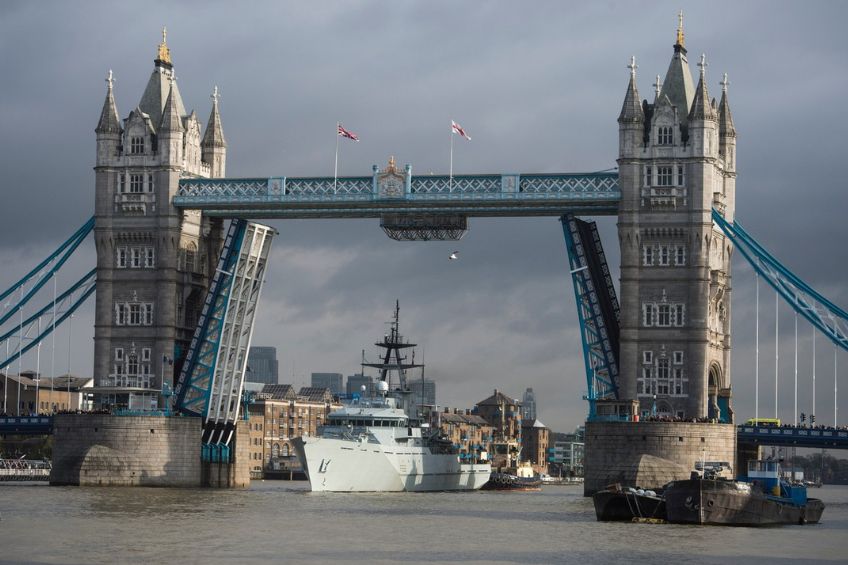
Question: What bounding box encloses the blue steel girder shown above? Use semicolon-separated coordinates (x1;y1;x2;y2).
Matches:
712;209;848;352
561;214;620;418
173;220;247;417
173;171;620;218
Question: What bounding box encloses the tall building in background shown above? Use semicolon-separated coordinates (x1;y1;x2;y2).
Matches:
247;346;278;385
521;387;537;421
346;373;373;397
410;378;436;408
311;372;343;395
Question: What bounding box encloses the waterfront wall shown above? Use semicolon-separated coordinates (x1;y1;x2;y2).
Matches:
50;414;202;487
583;421;736;495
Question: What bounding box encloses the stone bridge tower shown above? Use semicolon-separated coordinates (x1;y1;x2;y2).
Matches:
92;31;226;411
616;17;737;421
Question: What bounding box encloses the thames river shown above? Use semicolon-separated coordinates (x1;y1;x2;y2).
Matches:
0;481;846;564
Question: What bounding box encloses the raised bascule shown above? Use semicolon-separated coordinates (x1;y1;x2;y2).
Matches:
4;19;846;489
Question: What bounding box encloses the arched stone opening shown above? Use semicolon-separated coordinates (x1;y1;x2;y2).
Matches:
708;364;722;421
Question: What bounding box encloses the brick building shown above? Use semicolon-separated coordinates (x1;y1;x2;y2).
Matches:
437;408;493;463
246;384;341;477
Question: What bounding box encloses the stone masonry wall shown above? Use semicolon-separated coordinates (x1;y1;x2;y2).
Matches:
50;414;201;487
584;421;736;495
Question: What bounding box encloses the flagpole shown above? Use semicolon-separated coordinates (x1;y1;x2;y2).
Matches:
449;123;454;193
334;122;340;194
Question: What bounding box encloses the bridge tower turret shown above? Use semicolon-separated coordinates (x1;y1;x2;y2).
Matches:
616;15;736;421
92;31;225;412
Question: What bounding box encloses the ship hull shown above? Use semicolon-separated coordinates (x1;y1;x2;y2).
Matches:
293;436;491;492
592;489;666;521
665;479;825;526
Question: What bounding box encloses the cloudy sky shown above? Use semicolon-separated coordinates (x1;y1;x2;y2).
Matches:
0;1;846;432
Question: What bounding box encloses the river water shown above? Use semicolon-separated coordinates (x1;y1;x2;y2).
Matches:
1;481;846;564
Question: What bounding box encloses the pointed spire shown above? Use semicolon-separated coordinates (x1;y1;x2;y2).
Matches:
618;56;644;123
95;69;121;134
718;73;736;137
156;26;172;67
159;75;184;132
675;10;686;52
688;54;716;121
202;86;227;148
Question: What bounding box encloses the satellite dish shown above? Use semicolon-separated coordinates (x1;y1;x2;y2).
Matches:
449;251;459;260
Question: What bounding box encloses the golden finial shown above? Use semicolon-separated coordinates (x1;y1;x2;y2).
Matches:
157;26;172;65
387;155;396;172
676;10;685;47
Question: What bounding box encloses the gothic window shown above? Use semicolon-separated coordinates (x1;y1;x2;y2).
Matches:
643;304;655;327
143;304;154;326
677;165;685;186
657;166;673;186
643;351;653;364
145;248;155;268
129;304;141;325
130;174;144;193
127;352;139;376
658;305;671;326
659;245;670;266
673;351;684;364
183;243;197;273
115;348;124;362
115;303;127;325
643;165;651;187
657;126;673;145
116;248;127;268
657;358;670;379
147;174;155;193
675;246;686;266
118;174;126;193
131;248;142;268
130;137;144;154
642;246;654;266
674;304;685;327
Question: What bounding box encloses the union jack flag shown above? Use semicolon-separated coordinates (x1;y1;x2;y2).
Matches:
451;120;471;140
338;124;359;141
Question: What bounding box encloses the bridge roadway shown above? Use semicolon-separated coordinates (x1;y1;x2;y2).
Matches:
0;416;53;435
172;170;620;218
737;424;848;449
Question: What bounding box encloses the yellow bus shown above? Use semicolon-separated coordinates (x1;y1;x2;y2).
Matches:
744;418;781;427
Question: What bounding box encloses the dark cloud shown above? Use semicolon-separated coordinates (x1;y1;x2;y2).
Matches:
0;1;846;431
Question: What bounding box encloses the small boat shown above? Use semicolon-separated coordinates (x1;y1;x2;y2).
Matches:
592;483;666;521
664;460;825;526
482;461;542;491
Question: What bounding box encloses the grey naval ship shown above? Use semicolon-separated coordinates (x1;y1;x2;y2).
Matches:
293;302;491;492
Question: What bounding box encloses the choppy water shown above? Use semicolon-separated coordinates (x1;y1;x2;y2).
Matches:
0;481;846;564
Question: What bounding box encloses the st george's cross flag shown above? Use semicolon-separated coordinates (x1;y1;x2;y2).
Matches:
451;120;471;141
337;124;360;141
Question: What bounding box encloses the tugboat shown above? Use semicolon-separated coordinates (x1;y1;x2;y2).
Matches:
664;460;825;526
482;459;543;491
293;302;491;492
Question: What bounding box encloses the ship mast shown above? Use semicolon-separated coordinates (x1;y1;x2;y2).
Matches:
361;300;423;392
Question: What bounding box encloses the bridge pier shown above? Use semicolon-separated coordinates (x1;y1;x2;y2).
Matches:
50;414;249;488
583;421;736;495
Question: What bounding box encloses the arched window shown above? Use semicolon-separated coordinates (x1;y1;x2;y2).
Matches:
183;243;197;273
271;443;280;458
281;444;290;457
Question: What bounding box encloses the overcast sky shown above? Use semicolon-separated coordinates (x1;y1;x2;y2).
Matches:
0;1;846;432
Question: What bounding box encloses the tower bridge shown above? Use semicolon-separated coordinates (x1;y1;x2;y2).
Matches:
1;19;845;490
